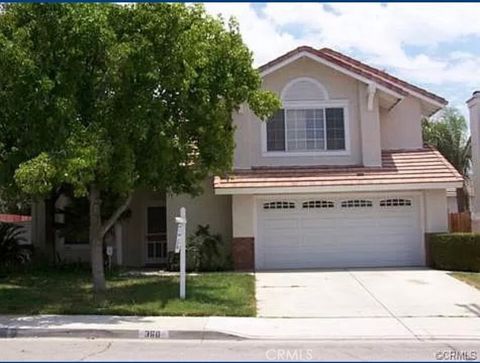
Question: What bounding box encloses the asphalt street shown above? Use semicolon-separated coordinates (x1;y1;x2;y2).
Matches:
1;338;480;361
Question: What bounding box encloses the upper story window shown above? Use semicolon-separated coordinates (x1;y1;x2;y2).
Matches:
265;77;348;154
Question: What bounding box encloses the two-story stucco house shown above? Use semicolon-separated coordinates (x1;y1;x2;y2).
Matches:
32;46;463;270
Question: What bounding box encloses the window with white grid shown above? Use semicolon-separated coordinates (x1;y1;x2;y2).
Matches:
286;109;325;151
267;107;346;152
265;78;348;153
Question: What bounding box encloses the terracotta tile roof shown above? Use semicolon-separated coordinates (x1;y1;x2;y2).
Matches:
258;46;447;106
320;48;447;105
214;147;462;191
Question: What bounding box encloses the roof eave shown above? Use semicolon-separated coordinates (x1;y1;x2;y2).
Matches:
259;46;447;111
260;49;407;101
214;181;463;195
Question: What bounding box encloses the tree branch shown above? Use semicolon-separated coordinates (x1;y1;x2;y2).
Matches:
100;193;132;237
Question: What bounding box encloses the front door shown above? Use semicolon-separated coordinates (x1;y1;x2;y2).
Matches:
145;206;167;265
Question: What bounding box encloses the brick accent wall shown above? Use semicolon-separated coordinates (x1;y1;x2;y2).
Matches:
232;237;255;271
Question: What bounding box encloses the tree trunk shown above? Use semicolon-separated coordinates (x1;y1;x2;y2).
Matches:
44;195;56;263
457;186;466;213
88;184;133;294
89;185;106;293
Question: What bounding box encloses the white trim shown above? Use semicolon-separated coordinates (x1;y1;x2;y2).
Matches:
263;150;351;157
261;100;351;157
215;182;463;195
367;83;376;111
415;93;445;110
261;51;405;100
254;190;423;201
280;77;329;101
281;99;348;108
420;191;427;264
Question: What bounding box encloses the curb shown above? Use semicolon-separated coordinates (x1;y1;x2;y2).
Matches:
0;328;246;340
2;328;480;342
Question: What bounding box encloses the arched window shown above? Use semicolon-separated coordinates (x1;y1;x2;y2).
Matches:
281;77;329;103
266;77;347;153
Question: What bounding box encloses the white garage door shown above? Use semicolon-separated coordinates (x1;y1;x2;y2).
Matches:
256;194;424;270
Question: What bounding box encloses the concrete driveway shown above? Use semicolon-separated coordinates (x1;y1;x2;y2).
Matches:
256;268;480;318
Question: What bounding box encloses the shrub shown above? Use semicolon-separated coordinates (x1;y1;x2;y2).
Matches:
428;233;480;272
187;225;223;272
167;225;231;272
0;222;31;271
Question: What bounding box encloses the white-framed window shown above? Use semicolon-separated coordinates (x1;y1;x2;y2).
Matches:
341;200;373;208
380;198;412;207
302;200;335;209
265;77;349;154
263;201;295;210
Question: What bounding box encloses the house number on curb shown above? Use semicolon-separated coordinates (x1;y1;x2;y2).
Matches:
139;330;170;339
175;207;187;299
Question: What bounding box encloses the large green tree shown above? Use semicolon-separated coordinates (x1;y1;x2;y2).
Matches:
422;107;471;212
0;3;279;292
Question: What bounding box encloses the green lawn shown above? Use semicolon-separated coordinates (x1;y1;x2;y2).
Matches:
0;268;256;316
451;272;480;290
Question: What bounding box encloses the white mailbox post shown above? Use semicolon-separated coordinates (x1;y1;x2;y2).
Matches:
175;207;187;299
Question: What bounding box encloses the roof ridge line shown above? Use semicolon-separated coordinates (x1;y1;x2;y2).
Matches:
319;47;447;104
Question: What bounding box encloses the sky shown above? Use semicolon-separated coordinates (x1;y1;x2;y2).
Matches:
204;3;480;117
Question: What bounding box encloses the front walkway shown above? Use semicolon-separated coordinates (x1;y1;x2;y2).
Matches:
255;268;480;318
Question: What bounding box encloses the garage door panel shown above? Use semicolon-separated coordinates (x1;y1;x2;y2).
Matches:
257;194;423;270
301;220;339;227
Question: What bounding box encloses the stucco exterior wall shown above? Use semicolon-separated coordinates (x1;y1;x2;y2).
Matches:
380;96;424;150
234;58;428;171
53;194;120;265
232;195;255;238
424;189;449;233
358;85;381;166
121;190;165;266
166;179;232;253
234;57;363;168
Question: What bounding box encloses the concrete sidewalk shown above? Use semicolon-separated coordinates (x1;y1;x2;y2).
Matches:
1;314;480;341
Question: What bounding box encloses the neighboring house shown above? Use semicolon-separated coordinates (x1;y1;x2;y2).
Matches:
0;214;32;244
32;46;463;270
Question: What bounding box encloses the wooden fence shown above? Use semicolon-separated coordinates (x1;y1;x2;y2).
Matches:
448;211;471;233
